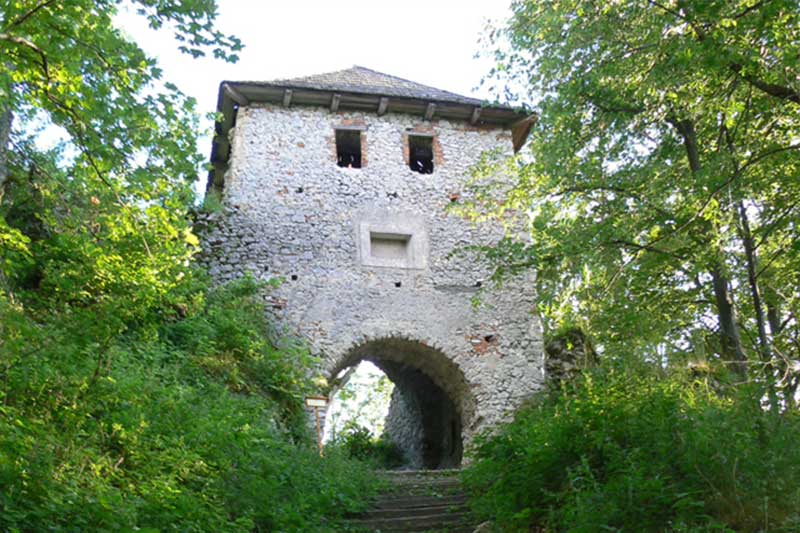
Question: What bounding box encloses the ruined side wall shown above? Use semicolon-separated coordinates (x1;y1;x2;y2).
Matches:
384;387;425;469
197;104;544;445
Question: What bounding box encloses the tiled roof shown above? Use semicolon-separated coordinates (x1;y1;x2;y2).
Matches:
264;66;485;106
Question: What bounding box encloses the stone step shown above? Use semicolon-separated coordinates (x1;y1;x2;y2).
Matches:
362;501;468;519
348;510;472;532
378;468;462;476
371;493;467;509
379;478;463;496
345;469;476;532
347;524;476;533
383;476;461;486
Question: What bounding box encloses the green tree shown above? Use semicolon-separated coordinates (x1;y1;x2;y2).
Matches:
0;0;240;331
0;5;382;530
469;0;800;404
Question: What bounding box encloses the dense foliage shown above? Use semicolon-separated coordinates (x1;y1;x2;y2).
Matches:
462;4;800;528
468;0;800;405
1;2;378;530
464;364;800;531
0;277;379;531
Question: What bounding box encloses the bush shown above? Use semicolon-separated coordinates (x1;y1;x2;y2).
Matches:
0;278;379;532
332;424;405;469
463;365;800;532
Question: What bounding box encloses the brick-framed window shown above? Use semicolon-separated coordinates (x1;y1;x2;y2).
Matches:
333;124;367;168
408;134;434;174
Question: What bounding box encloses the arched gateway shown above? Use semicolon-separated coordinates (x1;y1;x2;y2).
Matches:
199;67;544;467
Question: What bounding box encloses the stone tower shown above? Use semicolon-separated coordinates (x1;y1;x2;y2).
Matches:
200;66;543;468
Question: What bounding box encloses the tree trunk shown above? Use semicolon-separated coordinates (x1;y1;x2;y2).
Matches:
766;301;782;336
738;202;780;408
0;105;11;203
738;202;772;360
710;266;749;378
672;118;749;378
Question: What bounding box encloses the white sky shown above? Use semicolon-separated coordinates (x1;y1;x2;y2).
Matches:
119;0;513;183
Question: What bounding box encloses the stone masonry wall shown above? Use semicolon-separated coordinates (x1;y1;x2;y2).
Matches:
197;104;544;450
384;387;425;469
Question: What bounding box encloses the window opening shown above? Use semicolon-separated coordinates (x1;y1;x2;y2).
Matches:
336;129;362;168
370;232;411;262
409;135;434;174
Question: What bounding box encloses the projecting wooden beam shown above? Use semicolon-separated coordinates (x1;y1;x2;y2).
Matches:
377;97;389;116
282;89;293;107
511;114;538;153
224;84;249;106
424;102;436;121
470;107;481;125
330;93;341;112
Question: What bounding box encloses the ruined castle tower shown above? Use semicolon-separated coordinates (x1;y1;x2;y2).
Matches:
200;66;543;468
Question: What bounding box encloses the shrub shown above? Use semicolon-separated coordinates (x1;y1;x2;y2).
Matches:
332;424;405;469
463;365;800;532
0;277;379;531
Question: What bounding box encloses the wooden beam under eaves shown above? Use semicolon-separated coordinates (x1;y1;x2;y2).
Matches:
224;84;249;106
282;89;293;107
470;107;481;125
511;114;538;153
377;97;389;116
424;102;436;121
330;93;341;112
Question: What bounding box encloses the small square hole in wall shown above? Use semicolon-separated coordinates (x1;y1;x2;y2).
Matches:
336;129;361;168
409;135;434;174
370;233;411;262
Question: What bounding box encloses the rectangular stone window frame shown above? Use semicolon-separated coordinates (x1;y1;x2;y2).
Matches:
359;221;428;270
334;124;367;169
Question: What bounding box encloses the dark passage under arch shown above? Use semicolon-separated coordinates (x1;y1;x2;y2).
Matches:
330;337;473;469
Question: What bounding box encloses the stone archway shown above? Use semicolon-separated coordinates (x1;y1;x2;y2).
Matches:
329;337;475;469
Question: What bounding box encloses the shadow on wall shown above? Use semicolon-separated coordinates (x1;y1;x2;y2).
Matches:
329;337;473;470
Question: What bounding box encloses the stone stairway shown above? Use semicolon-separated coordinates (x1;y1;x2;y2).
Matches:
345;470;477;532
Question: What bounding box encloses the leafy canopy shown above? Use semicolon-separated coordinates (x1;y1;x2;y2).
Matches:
0;1;240;328
468;0;800;398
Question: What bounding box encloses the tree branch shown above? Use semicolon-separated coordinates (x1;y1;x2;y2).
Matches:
740;143;800;173
0;33;49;80
730;64;800;105
3;0;58;31
735;1;769;19
610;238;687;261
648;0;707;39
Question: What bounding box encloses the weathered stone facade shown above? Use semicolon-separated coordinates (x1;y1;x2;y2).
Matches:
199;69;544;466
